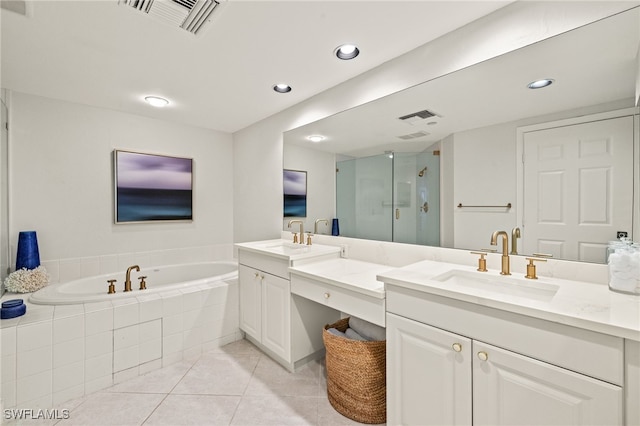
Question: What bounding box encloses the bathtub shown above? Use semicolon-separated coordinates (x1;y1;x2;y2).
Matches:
3;261;241;408
29;261;238;305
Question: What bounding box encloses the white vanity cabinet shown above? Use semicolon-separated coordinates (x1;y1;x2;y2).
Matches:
386;286;625;426
386;313;472;425
236;243;341;371
239;264;290;360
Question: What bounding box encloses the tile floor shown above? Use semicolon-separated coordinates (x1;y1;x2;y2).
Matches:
4;339;368;426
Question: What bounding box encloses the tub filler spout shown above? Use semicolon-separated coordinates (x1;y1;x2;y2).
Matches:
124;265;140;292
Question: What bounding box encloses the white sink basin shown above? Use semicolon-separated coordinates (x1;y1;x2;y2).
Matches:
431;269;559;302
260;241;310;255
236;239;341;260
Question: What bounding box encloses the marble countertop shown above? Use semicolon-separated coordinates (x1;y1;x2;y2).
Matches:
289;258;392;299
378;260;640;341
235;239;341;261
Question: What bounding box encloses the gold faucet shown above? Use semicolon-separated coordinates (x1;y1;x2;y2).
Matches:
287;220;304;244
510;227;521;255
490;231;511;275
124;265;140;292
314;219;329;234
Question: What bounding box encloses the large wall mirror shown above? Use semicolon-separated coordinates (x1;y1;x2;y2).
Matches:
284;7;640;264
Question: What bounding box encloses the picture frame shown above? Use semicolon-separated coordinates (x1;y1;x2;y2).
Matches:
283;169;307;217
113;149;193;223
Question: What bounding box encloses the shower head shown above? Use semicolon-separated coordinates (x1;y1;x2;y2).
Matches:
418;166;427;177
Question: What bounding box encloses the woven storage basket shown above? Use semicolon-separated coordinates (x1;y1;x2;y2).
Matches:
323;317;386;424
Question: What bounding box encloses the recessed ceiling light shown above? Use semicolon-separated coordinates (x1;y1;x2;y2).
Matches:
273;83;292;93
527;79;555;89
144;96;169;107
335;44;360;60
307;135;325;143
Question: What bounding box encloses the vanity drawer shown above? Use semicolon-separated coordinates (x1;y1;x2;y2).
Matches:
291;275;385;327
387;284;624;385
238;249;290;279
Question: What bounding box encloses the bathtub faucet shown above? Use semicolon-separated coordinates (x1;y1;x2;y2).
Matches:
124;265;140;292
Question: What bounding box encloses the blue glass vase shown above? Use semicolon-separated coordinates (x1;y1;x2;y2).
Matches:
16;231;40;270
331;219;340;236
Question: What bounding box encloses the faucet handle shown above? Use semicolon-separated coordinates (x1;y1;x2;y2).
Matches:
138;276;147;290
107;279;117;294
292;232;298;244
524;257;547;279
306;233;313;246
470;251;488;272
532;252;553;258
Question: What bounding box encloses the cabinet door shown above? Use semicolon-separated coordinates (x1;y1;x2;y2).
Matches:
239;265;261;341
387;313;472;425
261;272;291;363
473;341;622;426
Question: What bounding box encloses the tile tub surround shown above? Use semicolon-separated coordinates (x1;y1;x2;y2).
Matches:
37;244;235;285
1;339;362;426
0;277;241;411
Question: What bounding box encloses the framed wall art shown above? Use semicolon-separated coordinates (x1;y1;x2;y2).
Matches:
283;169;307;217
114;150;193;223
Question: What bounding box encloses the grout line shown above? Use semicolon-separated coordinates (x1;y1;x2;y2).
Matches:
228;349;263;425
139;356;199;425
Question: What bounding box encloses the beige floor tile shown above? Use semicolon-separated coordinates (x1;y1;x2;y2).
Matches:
57;392;165;425
230;395;318;426
143;394;241;425
105;360;194;394
208;339;264;357
245;356;321;397
317;397;380;426
171;354;259;396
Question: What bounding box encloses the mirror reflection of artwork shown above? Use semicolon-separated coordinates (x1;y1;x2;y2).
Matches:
283;169;307;217
114;150;193;223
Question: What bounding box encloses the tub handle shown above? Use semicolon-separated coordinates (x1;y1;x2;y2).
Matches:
107;279;117;294
138;276;147;290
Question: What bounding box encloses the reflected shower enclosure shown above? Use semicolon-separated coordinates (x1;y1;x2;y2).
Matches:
284;169;307;217
114;150;193;223
336;151;440;246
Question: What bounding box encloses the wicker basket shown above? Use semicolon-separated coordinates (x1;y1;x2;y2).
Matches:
322;317;386;424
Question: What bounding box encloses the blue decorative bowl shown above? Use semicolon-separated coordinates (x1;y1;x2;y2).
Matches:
1;299;26;319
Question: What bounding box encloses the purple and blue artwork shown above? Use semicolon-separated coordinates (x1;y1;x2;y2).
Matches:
115;150;193;223
283;169;307;218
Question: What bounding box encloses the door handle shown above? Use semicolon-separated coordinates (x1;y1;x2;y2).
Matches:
396;209;400;219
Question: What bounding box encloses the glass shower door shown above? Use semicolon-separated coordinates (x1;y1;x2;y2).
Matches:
336;150;439;246
392;150;440;245
336;154;393;241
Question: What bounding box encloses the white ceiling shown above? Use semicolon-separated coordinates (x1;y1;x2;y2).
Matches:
285;6;640;157
1;0;511;133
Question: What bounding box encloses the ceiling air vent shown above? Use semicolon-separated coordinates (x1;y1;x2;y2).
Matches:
119;0;222;35
397;131;429;140
398;109;438;125
1;0;28;16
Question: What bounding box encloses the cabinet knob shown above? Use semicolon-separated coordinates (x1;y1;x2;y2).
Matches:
452;343;463;352
324;292;330;299
254;272;260;279
477;351;489;361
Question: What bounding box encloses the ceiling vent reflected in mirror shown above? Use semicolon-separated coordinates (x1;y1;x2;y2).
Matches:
119;0;223;35
1;0;27;16
397;131;430;140
398;109;438;125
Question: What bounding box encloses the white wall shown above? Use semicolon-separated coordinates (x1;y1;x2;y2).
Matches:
451;99;636;252
233;1;637;245
8;92;234;279
452;122;518;251
283;143;335;235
